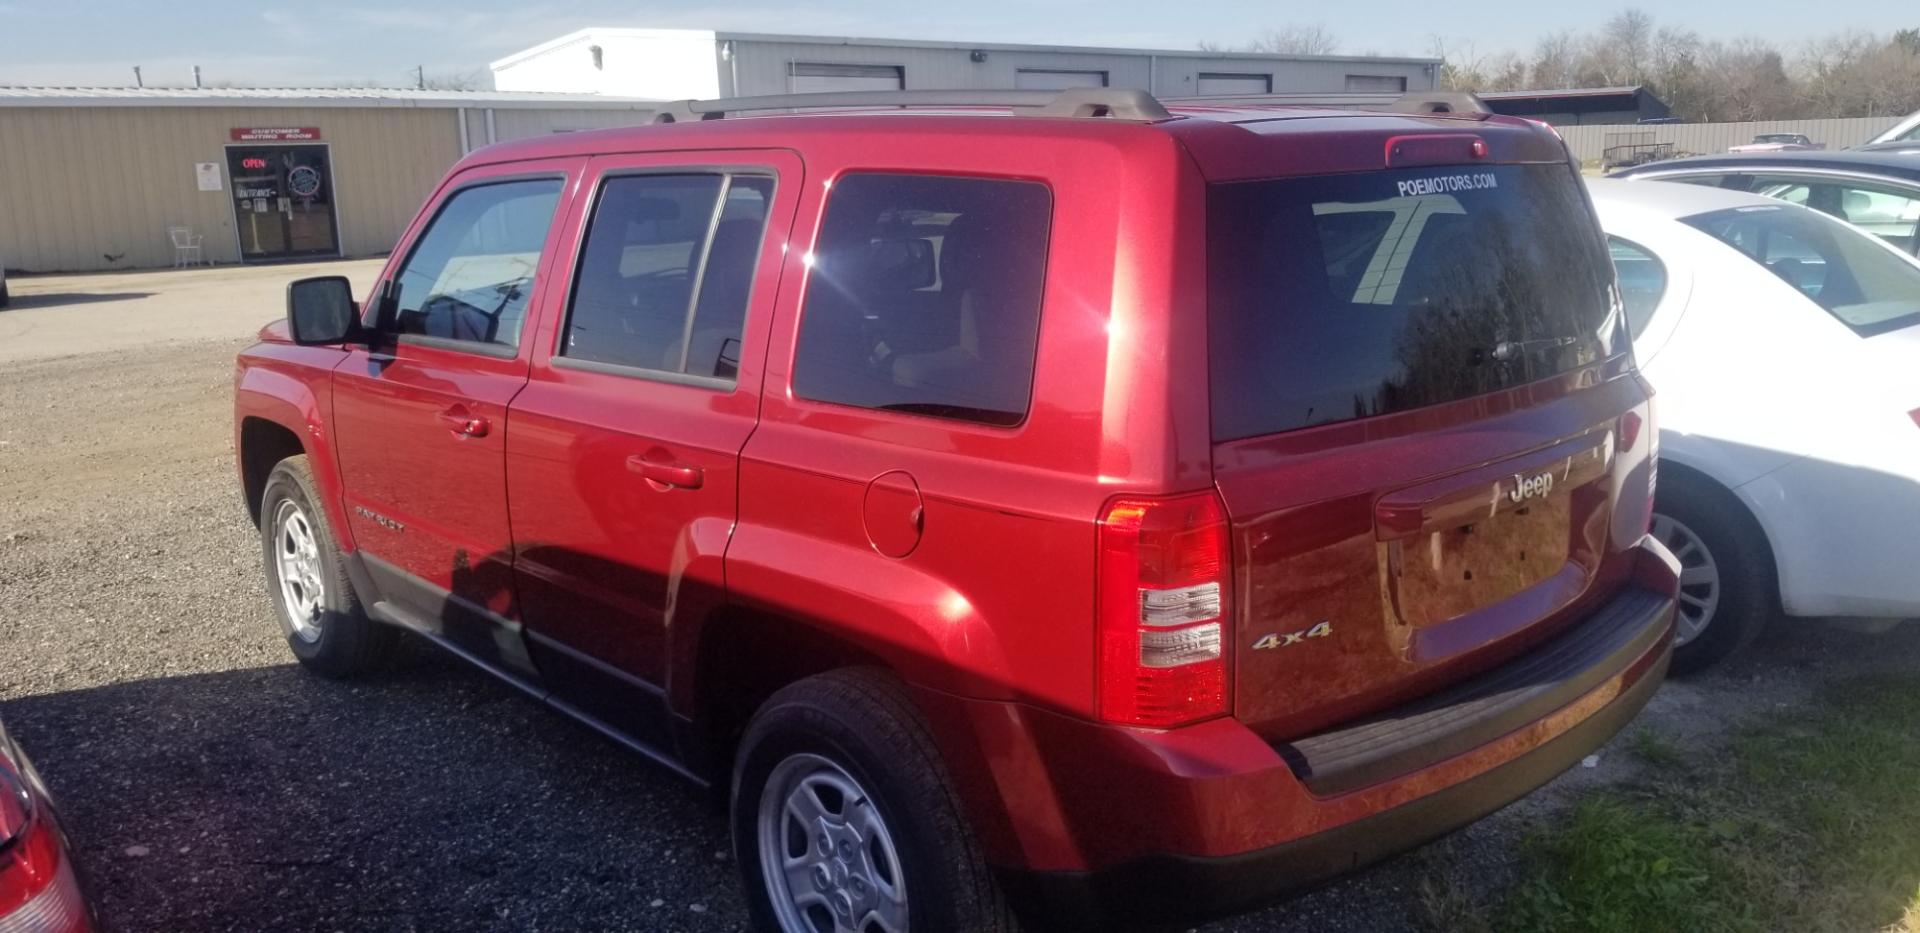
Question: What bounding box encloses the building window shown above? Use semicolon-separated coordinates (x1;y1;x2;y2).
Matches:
789;62;905;93
1345;74;1408;93
1014;69;1109;90
1196;73;1272;96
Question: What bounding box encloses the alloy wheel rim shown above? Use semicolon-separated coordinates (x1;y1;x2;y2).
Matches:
273;499;326;641
1651;512;1720;647
757;753;908;933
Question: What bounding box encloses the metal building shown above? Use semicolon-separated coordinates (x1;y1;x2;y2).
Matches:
491;28;1441;101
0;87;656;273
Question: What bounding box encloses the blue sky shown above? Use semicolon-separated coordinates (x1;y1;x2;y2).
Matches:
0;0;1909;87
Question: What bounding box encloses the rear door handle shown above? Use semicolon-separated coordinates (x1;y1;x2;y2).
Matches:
627;454;703;489
437;406;490;438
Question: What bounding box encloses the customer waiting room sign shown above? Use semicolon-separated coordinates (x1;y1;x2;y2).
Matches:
230;127;321;142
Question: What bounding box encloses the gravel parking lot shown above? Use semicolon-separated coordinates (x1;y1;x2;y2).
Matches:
4;262;1915;932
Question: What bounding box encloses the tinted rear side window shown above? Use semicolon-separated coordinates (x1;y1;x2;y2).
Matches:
1208;164;1621;440
562;173;772;380
791;174;1051;426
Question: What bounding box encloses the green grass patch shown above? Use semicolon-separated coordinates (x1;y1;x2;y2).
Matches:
1489;672;1920;933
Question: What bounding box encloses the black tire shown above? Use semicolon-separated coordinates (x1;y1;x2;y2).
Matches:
733;668;1019;933
258;455;397;678
1653;468;1776;676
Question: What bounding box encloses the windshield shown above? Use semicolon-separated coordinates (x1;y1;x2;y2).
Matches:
1683;204;1920;336
1208;163;1622;440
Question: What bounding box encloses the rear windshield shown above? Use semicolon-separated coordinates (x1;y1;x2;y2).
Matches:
1208;164;1622;441
1682;204;1920;337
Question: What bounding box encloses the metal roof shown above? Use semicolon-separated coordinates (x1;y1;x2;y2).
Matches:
1478;86;1646;101
0;86;659;109
1615;149;1920;181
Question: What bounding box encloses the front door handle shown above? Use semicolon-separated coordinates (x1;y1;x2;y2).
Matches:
626;454;703;489
437;406;490;438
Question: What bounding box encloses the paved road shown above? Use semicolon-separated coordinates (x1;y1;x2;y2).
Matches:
2;262;1903;931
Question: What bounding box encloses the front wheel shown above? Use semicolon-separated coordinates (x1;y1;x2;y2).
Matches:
259;455;397;677
732;669;1019;933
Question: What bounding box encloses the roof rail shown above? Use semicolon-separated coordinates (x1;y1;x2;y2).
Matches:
1165;90;1491;115
649;88;1172;123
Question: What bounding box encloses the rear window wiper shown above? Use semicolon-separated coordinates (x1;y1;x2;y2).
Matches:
1490;336;1576;362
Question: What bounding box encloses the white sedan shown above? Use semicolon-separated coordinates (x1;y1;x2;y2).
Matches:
1589;178;1920;673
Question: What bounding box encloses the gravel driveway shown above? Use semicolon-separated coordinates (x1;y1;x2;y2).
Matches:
2;265;1909;932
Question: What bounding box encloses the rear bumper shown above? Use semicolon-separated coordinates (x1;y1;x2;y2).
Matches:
921;537;1677;927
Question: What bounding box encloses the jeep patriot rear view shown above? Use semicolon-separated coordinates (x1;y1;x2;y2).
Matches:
234;88;1679;931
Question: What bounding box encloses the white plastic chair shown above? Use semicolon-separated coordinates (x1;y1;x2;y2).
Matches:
168;226;207;267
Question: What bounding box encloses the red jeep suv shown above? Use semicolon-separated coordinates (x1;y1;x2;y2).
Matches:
234;88;1677;931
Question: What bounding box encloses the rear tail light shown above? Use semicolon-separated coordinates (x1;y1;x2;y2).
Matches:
0;725;90;933
0;857;87;933
1625;378;1659;534
1096;492;1231;728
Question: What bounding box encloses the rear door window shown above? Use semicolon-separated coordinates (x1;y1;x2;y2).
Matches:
790;174;1051;426
1684;204;1920;336
561;173;773;381
1208;164;1621;440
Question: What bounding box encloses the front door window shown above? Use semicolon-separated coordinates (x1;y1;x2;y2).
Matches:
226;145;339;261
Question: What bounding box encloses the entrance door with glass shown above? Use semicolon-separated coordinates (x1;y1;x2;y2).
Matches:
225;145;340;261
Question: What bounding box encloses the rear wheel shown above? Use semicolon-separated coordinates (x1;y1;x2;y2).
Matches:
732;669;1018;933
259;456;397;677
1652;471;1775;675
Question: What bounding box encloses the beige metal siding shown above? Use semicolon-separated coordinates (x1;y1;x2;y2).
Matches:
1560;117;1901;164
0;106;458;272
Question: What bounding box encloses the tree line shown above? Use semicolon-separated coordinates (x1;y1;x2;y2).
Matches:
1211;12;1920;122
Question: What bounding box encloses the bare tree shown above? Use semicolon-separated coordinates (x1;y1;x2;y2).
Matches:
417;68;490;91
1221;11;1920;121
1249;24;1340;56
1529;31;1580;89
1202;24;1340;56
1596;9;1655;85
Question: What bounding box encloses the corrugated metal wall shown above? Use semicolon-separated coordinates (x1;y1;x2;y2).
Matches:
1559;117;1901;163
726;40;1437;97
0;106;458;272
0;104;655;272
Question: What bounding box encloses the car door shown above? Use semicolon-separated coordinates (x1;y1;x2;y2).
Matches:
330;158;581;674
505;150;800;742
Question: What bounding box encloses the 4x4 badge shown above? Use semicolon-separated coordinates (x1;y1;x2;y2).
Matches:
1252;621;1332;650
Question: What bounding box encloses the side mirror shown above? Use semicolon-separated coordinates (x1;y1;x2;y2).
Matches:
286;276;360;345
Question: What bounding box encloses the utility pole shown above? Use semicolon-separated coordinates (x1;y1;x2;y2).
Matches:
192;65;202;88
132;66;143;88
414;65;425;90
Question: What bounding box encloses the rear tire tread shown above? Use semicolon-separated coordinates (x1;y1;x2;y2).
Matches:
737;668;1020;933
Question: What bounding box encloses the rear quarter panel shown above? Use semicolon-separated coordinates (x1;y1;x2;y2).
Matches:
721;120;1211;713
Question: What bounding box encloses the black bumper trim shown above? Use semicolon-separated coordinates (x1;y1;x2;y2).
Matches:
1000;627;1670;930
1280;585;1671;796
